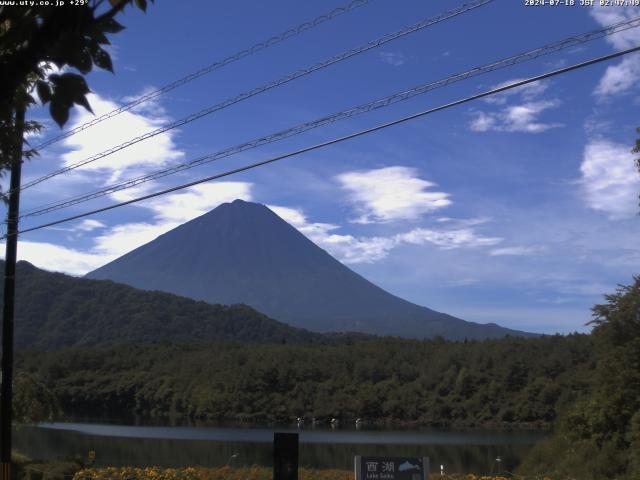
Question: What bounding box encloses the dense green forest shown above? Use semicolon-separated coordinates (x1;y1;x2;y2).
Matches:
6;265;639;478
17;333;593;429
1;260;350;348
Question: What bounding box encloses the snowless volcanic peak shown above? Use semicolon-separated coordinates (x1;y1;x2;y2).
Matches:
87;199;532;340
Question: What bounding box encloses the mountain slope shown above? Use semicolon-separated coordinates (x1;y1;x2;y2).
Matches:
2;260;327;349
87;200;530;340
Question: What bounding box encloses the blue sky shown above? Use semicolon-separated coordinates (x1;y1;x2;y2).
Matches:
3;0;640;334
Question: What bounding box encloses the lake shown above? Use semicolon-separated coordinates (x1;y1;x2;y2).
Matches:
14;422;547;475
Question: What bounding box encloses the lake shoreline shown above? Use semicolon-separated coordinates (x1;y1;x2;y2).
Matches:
16;421;545;473
51;414;553;433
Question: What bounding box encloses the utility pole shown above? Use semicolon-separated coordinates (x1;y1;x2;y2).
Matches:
1;101;25;480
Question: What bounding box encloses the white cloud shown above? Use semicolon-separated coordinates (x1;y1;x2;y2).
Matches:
471;78;562;133
490;245;545;256
323;234;398;264
74;219;106;232
46;219;107;234
59;92;184;182
471;100;562;133
336;166;451;223
269;205;502;264
447;277;477;287
269;205;394;263
121;86;168;117
594;56;640;98
580;140;640;219
268;205;339;238
397;227;502;250
91;221;178;259
435;216;491;227
590;6;640;51
6;241;108;275
590;5;640;98
379;51;407;66
502;100;563;133
469;112;496;132
484;79;549;105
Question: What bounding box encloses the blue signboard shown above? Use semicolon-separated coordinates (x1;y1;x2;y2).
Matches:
355;456;429;480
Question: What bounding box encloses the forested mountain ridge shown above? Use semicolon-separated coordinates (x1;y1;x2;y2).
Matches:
18;333;594;428
87;199;532;340
0;260;343;349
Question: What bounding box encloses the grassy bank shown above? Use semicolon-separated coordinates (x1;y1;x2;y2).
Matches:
69;466;548;480
14;460;559;480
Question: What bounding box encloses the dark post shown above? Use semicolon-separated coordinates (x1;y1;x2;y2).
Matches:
1;103;25;480
273;432;298;480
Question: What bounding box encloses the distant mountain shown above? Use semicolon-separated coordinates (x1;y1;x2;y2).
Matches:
2;260;331;349
87;200;531;340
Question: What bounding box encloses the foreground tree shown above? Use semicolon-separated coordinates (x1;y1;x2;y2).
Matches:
12;373;60;424
0;2;152;476
634;127;640;208
520;277;640;479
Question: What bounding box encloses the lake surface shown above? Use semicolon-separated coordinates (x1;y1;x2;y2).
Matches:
15;422;547;475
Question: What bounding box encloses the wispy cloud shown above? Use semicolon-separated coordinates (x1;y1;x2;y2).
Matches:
336;166;451;224
589;6;640;50
590;5;640;99
269;205;502;264
490;245;546;256
379;51;407;66
397;228;501;250
74;219;106;232
269;205;396;263
593;56;640;98
470;79;563;133
483;79;550;105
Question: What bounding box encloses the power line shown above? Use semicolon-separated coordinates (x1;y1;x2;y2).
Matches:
30;0;373;152
6;44;639;240
17;0;494;193
18;16;640;220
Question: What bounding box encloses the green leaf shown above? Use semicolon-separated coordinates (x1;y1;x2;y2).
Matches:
93;30;111;45
74;93;93;114
49;98;70;127
35;81;52;104
100;17;125;34
49;73;94;124
55;73;91;95
90;44;113;73
134;0;147;11
69;46;93;75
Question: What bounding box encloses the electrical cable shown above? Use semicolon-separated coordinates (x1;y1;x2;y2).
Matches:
17;15;640;220
15;0;494;193
30;0;373;151
4;44;638;239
